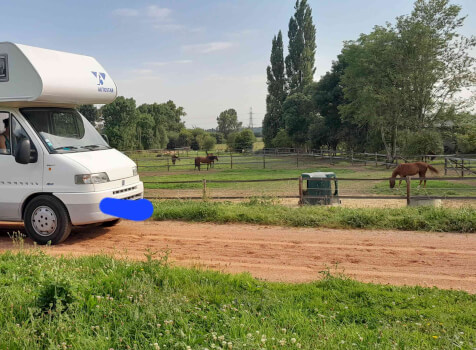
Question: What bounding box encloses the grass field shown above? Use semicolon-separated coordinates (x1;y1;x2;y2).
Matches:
1;250;474;349
373;179;475;197
152;200;476;233
142;167;355;190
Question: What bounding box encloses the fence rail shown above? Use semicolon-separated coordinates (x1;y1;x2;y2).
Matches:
143;176;476;204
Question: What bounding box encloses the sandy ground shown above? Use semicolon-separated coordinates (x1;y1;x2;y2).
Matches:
1;220;475;293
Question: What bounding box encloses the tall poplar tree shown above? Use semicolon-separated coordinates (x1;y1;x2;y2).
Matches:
263;31;287;146
285;0;316;93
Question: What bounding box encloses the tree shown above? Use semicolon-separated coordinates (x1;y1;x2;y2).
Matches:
234;129;256;152
226;132;238;152
282;93;314;147
102;96;138;150
136;113;155;150
78;104;99;125
308;57;346;149
263;31;287;147
178;129;193;147
272;129;293;148
340;0;476;162
216;109;242;137
395;0;476;128
285;0;316;93
340;26;408;162
197;134;216;151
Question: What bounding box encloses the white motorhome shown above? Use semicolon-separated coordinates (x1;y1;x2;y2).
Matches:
0;42;143;244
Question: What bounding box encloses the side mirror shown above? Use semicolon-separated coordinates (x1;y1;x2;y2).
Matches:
15;138;31;164
102;134;109;145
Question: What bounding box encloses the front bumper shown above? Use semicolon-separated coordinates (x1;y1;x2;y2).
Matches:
54;181;144;225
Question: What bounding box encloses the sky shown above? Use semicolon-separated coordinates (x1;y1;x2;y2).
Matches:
2;0;476;129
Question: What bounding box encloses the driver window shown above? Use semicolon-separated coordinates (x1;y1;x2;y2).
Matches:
0;112;11;155
11;117;35;157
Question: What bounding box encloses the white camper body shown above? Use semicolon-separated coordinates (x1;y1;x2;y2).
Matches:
0;42;143;244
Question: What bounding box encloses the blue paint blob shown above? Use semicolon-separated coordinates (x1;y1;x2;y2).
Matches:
99;198;154;221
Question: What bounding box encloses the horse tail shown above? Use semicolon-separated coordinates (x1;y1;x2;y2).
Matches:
427;164;439;174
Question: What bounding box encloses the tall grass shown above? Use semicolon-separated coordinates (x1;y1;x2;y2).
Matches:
153;200;476;233
0;251;474;349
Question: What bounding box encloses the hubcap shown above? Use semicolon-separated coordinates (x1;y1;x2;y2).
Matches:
31;206;57;236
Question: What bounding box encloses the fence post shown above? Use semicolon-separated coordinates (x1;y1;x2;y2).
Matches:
263;151;266;169
375;152;378;167
462;159;465;177
351;150;354;166
296;150;299;168
230;152;233;169
406;176;411;206
167;158;170;172
202;179;207;199
444;157;448;175
299;176;303;205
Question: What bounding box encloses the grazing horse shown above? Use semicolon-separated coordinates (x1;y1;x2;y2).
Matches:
206;152;218;168
171;154;180;165
390;162;439;189
194;155;219;171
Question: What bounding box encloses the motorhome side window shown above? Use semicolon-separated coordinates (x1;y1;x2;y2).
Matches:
0;54;8;82
0;112;11;155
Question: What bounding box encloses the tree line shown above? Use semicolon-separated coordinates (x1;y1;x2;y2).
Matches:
79;99;255;152
262;0;476;161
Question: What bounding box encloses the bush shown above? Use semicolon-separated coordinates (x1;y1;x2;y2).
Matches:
401;130;444;156
234;129;256;152
272;129;293;148
199;134;216;151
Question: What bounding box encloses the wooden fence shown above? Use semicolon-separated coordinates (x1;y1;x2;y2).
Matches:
143;176;476;204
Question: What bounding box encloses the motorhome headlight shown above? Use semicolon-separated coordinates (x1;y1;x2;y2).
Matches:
132;167;138;176
75;173;110;184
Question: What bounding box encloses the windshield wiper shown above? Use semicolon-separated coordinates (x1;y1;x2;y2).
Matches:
82;144;108;150
53;146;79;151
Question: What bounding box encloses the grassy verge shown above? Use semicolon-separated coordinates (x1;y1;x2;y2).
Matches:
0;251;474;349
153;200;476;233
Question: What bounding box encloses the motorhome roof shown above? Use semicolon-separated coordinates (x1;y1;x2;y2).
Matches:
0;42;117;107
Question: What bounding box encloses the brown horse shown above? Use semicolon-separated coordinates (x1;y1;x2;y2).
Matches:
206;152;218;168
171;154;180;165
194;155;218;171
390;162;439;189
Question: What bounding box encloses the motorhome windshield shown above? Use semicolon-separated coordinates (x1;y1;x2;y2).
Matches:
20;108;110;153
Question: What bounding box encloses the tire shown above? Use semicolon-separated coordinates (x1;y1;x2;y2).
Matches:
24;195;72;245
101;219;121;227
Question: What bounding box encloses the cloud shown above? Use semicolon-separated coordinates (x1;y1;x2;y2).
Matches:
146;5;171;20
130;69;154;75
112;8;139;17
182;42;233;54
145;60;193;66
153;23;184;32
113;5;202;32
112;5;172;21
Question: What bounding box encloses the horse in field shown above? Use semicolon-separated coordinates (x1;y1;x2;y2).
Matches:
194;154;219;171
206;152;218;168
390;162;439;189
171;154;180;165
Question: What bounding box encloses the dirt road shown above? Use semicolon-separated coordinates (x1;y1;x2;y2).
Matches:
1;220;475;293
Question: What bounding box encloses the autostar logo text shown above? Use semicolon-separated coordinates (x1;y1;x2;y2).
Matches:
91;71;114;93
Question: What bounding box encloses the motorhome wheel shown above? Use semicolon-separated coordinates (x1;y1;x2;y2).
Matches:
24;195;72;245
